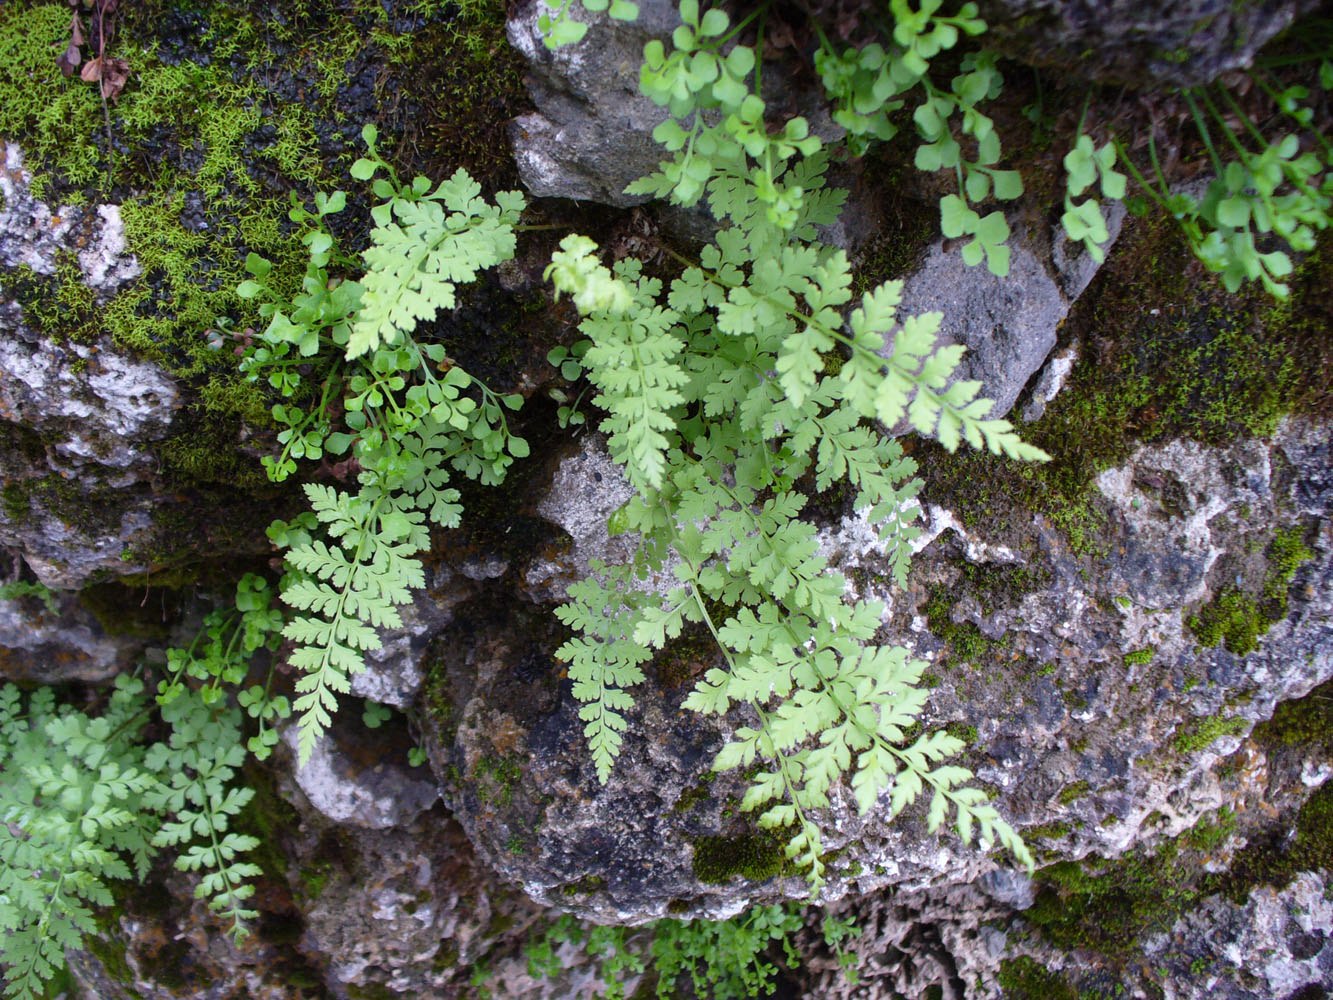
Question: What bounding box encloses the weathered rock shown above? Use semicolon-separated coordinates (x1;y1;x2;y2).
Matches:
978;0;1324;88
1142;872;1333;1000
423;402;1330;931
0;579;142;684
896;229;1069;421
507;0;677;206
286;727;440;831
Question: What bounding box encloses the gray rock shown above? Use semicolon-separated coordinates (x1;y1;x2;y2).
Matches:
285;727;440;831
0;317;178;481
978;0;1324;88
0;575;141;684
896;231;1067;420
1142;872;1333;999
426;411;1331;925
0;144;140;292
507;0;677;206
351;574;475;709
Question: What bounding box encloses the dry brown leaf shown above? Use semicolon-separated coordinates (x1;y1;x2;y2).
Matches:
57;39;81;77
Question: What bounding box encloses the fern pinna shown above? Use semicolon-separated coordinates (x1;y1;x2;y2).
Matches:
238;126;529;763
546;0;1040;888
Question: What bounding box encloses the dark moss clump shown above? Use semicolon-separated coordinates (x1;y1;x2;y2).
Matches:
691;832;787;884
922;588;1005;667
672;770;717;814
5;254;103;344
1024;843;1202;955
958;560;1053;614
1187;526;1313;655
1186;590;1266;655
1219;782;1333;902
1253;678;1333;755
995;957;1078;1000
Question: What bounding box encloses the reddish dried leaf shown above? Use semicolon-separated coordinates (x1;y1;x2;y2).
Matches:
57;39;81;77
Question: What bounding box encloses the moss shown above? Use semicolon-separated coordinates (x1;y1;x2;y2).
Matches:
1183;806;1236;853
921;222;1331;556
945;721;978;744
1057;780;1092;806
1024;821;1073;841
1172;714;1249;753
923;588;1005;667
472;754;523;808
1187;589;1264;654
958;560;1053;614
1187;525;1314;655
672;770;717;814
558;874;606;897
996;957;1079;1000
1253;678;1333;754
1219;782;1333;903
5;253;104;343
691;832;788;884
1123;648;1153;666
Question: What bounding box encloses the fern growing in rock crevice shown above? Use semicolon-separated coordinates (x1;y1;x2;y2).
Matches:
236;125;529;762
0;572;285;1000
546;0;1040;888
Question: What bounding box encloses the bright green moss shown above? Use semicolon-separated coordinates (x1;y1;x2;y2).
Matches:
1187;589;1265;655
1173;714;1249;753
1123;648;1153;666
923;588;1005;667
1057;780;1092;806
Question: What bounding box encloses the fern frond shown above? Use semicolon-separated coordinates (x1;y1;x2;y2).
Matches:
280;485;425;763
346;173;524;359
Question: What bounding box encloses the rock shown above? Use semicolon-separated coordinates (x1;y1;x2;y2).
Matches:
285;726;440;831
0;316;178;481
1141;872;1333;1000
1020;340;1079;423
507;0;678;206
350;573;476;710
896;231;1068;420
419;402;1331;928
0;577;142;684
0;144;140;292
978;0;1324;89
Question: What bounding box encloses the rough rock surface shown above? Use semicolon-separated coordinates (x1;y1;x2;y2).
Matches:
0;585;142;684
1142;872;1333;1000
978;0;1324;88
507;0;677;206
429;415;1330;929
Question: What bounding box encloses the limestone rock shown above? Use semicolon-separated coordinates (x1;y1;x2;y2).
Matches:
978;0;1324;88
507;0;677;206
0;581;141;684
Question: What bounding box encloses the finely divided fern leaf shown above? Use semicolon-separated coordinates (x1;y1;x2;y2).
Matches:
282;485;425;763
347;173;525;359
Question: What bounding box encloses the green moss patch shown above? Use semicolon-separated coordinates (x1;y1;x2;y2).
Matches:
691;831;788;884
996;957;1078;1000
1187;526;1314;655
922;222;1332;555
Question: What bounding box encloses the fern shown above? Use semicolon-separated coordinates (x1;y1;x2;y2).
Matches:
0;667;265;999
237;126;530;762
279;484;426;762
548;0;1040;889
